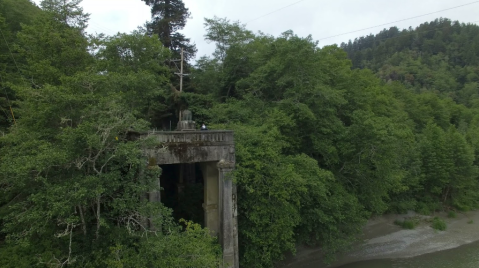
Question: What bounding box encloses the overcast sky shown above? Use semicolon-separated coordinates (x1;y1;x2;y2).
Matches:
33;0;479;61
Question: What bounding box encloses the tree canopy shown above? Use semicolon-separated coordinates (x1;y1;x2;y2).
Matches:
192;17;479;267
1;1;479;267
141;0;197;61
0;1;219;267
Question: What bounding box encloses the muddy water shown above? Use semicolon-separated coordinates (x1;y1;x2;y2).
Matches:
282;212;479;268
337;240;479;268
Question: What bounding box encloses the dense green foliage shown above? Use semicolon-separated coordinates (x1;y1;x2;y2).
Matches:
341;18;479;213
191;18;479;267
341;18;479;107
0;1;220;267
394;218;419;229
431;217;447;231
0;0;41;132
1;1;479;267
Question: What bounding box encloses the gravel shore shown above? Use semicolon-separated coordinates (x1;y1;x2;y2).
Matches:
280;210;479;268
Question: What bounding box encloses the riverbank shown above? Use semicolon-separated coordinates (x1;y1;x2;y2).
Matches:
280;210;479;268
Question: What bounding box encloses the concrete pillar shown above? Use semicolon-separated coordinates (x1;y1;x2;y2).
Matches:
233;183;239;268
217;160;236;268
200;162;220;236
147;157;161;230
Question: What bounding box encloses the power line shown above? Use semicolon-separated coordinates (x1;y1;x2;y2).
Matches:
318;1;479;41
246;0;310;24
88;22;118;36
353;19;479;46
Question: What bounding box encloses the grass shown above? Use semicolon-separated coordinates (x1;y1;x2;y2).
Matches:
431;217;447;231
447;211;456;218
467;220;474;224
394;218;419;229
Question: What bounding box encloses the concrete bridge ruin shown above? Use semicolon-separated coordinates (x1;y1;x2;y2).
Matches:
138;129;239;268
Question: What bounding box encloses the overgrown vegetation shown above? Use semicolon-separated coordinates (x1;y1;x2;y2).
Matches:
394;218;420;229
1;1;479;267
0;1;220;267
448;211;457;218
431;217;447;231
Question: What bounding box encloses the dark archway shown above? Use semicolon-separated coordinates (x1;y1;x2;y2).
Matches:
159;163;205;226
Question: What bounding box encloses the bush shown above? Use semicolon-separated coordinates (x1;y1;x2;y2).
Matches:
394;218;419;229
431;217;447;231
447;211;456;218
416;201;441;216
104;221;221;268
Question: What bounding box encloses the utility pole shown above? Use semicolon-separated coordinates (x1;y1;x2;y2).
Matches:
180;48;184;93
174;48;188;121
177;48;185;194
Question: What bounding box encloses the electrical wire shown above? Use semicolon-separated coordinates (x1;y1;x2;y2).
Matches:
88;22;118;36
246;0;310;24
318;1;479;41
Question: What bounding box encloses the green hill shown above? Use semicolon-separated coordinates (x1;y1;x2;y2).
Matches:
340;18;479;107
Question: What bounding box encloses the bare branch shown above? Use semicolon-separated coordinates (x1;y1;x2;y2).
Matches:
95;195;101;240
78;205;87;236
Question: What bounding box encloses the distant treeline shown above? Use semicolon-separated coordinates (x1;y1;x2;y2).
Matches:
1;1;479;268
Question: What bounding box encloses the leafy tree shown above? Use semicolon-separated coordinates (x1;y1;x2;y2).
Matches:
416;123;452;208
103;221;221;268
3;4;479;267
200;27;383;266
94;30;173;128
445;126;479;210
0;0;41;131
341;18;479;106
204;17;254;63
227;120;366;267
40;0;89;28
0;1;220;267
0;0;40;33
16;0;92;86
197;16;479;267
0;14;14;131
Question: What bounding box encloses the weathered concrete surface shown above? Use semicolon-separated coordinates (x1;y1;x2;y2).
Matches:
201;162;220;237
136;130;238;268
218;160;236;268
142;130;235;165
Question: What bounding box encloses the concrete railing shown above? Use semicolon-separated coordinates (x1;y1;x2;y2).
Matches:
143;130;234;144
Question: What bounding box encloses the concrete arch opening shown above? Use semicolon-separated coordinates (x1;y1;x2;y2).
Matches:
159;163;205;225
138;130;239;268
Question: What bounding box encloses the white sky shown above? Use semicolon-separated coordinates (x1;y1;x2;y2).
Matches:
33;0;479;61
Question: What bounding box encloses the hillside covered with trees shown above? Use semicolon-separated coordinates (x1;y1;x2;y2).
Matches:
341;18;479;106
1;1;479;268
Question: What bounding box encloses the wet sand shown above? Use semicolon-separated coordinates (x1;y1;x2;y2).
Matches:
280;210;479;268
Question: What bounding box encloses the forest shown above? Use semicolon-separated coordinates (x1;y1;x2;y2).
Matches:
1;0;479;267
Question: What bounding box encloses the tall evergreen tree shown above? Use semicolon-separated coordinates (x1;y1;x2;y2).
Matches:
141;0;196;60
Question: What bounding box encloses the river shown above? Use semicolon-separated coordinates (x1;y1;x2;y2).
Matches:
281;211;479;268
337;240;479;268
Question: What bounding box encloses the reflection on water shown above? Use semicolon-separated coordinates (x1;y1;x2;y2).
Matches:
337;240;479;268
